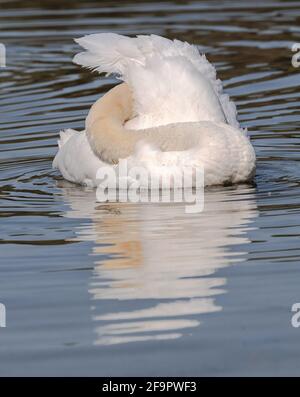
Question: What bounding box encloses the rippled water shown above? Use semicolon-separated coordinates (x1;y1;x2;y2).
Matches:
0;0;300;376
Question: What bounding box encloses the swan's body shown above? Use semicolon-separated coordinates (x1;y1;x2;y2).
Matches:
53;33;256;186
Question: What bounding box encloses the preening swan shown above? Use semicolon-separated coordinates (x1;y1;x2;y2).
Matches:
53;33;256;186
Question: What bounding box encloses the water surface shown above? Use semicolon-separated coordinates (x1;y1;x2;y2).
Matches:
0;0;300;376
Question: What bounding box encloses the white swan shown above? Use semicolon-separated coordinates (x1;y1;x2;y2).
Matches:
53;33;256;186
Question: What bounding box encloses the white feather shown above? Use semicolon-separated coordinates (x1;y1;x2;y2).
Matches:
73;33;238;129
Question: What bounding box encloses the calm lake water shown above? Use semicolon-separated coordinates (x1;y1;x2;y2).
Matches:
0;0;300;376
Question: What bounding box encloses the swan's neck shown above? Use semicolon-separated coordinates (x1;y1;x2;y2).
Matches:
85;83;138;164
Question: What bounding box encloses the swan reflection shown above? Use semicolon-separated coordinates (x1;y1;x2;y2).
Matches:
61;185;257;345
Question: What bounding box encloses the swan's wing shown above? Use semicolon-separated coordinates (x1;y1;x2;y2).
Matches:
73;33;239;129
73;33;143;76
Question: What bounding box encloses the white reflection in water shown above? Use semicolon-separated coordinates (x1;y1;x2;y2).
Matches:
62;187;257;345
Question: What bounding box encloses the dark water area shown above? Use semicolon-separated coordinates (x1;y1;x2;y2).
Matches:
0;0;300;375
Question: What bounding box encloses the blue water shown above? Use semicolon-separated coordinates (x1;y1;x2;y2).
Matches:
0;0;300;376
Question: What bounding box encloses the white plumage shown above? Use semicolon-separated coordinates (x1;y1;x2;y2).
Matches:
53;33;256;187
